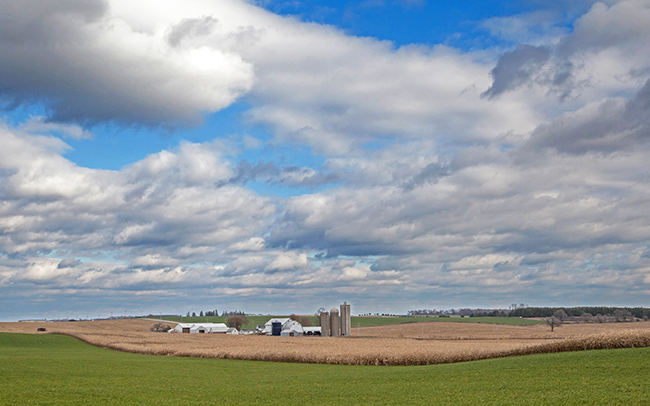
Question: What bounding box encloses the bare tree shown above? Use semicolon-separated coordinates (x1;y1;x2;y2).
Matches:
546;316;562;332
314;307;326;326
613;309;633;322
226;315;249;331
300;316;312;327
553;309;568;322
581;313;593;323
595;314;605;323
150;322;171;332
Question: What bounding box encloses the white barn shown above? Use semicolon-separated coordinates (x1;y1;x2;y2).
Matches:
264;318;304;336
171;323;229;334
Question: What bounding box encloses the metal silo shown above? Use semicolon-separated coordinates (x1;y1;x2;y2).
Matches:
330;308;340;337
320;311;330;337
272;321;282;336
340;302;351;336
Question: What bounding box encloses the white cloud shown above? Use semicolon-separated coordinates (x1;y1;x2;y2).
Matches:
21;116;95;139
264;252;308;272
0;0;254;127
3;0;650;318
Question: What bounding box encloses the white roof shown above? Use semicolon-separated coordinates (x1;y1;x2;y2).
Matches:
173;323;228;333
285;320;304;333
281;330;302;336
264;318;291;326
203;323;228;333
264;318;293;334
303;327;321;332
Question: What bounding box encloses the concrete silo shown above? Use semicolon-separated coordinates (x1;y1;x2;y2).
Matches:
340;302;351;336
329;308;340;337
320;311;330;337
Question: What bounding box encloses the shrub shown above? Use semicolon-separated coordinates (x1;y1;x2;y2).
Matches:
150;323;171;332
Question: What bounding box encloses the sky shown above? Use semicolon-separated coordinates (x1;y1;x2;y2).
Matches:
1;0;650;321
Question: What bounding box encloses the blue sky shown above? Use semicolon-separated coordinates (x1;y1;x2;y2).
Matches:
1;0;650;320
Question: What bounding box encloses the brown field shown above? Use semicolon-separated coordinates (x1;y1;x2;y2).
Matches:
2;319;650;366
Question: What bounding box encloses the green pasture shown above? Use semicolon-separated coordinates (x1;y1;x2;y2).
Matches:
350;316;544;327
158;315;543;328
1;332;649;405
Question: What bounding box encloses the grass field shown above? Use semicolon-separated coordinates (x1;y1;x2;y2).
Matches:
351;316;544;326
2;332;649;405
160;315;544;328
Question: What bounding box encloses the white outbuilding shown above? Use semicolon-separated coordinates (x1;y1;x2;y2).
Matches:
303;326;321;336
171;323;229;334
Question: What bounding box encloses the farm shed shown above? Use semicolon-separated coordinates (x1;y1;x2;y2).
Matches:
192;325;209;334
280;325;303;337
170;323;228;334
303;327;321;336
202;323;229;333
172;323;193;334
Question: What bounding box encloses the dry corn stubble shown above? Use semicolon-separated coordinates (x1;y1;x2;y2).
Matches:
2;319;650;366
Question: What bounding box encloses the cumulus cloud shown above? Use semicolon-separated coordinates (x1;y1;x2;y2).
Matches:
219;160;339;188
0;0;254;127
4;0;650;318
523;78;650;154
483;44;552;98
0;123;274;263
58;258;82;269
21;116;95;139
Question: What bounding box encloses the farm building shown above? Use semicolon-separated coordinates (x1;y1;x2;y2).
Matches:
171;323;229;334
303;326;321;336
263;318;304;336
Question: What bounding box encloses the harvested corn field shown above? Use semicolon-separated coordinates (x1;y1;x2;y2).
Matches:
2;319;650;366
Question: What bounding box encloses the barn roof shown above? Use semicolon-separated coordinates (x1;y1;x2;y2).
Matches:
264;318;291;326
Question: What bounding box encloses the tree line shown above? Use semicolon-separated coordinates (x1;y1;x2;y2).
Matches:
509;306;650;319
185;309;247;317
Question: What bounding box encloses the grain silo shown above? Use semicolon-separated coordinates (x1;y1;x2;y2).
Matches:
330;308;340;337
271;321;282;336
340;302;351;336
320;311;330;337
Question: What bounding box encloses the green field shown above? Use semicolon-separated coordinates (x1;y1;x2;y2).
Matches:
158;315;543;328
350;316;544;326
1;332;649;405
